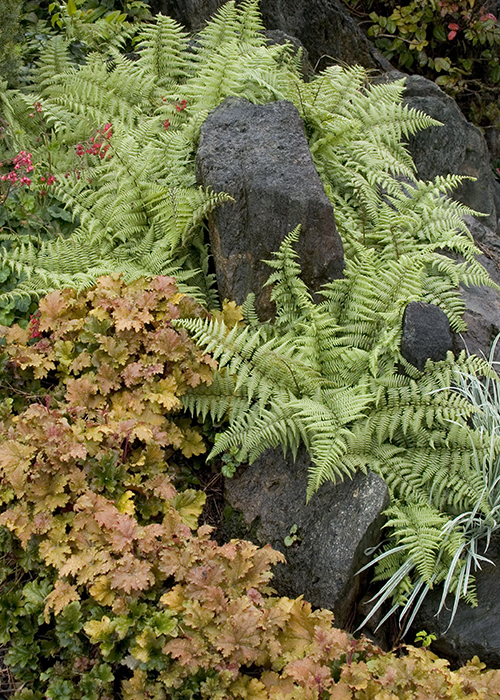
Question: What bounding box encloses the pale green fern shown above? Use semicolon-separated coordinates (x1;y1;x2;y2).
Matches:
176;226;498;628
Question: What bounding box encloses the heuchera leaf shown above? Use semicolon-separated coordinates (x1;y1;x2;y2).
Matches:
44;580;80;621
170;489;206;529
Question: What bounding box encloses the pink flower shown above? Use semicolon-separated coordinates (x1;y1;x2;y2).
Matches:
448;22;460;39
163;119;170;130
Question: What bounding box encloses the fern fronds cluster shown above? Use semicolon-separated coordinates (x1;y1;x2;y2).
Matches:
177;226;500;629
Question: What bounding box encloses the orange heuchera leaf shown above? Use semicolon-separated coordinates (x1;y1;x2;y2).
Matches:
65;376;100;408
341;662;370;691
110;554;155;593
95;362;121;395
284;657;333;690
3;323;30;345
121;361;145;387
44;580;80;620
163;635;211;672
329;683;354;699
0;502;32;545
215;599;263;664
150;275;178;295
113;302;153;332
38;289;72;331
148;326;183;356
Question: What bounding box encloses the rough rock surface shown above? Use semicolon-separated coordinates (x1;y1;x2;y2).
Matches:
264;29;313;78
148;0;390;71
401;302;453;370
412;537;500;669
222;446;389;629
257;0;390;71
453;216;500;361
196;97;344;319
389;72;499;230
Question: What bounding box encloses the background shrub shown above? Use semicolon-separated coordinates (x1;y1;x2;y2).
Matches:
345;0;500;128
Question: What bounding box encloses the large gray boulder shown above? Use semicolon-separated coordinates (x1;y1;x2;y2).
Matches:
196;97;344;320
257;0;390;71
148;0;390;71
394;73;498;231
222;446;389;629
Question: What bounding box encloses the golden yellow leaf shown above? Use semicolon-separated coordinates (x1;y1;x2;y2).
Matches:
229;676;269;700
89;576;116;606
116;490;136;515
211;299;244;329
84;615;113;643
39;538;72;569
180;427;206;458
160;585;185;612
170;489;206;529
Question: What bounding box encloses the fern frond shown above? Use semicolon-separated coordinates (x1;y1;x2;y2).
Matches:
134;14;189;86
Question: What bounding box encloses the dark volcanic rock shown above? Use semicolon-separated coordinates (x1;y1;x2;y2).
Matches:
454;216;500;361
401;302;453;371
399;73;497;230
147;0;222;30
257;0;390;71
412;537;500;669
148;0;391;72
196;97;344;319
223;446;389;629
264;29;313;78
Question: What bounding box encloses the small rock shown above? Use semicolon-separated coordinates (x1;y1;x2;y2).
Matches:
401;301;453;371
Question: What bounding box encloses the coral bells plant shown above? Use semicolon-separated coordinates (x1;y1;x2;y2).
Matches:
75;122;113;161
0;150;35;193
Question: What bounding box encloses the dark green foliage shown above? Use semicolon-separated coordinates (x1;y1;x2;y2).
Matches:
344;0;500;128
0;0;22;88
